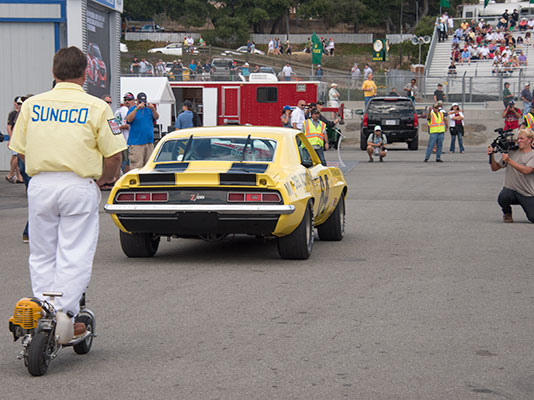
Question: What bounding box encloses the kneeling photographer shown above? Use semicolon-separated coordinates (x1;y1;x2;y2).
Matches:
488;129;534;223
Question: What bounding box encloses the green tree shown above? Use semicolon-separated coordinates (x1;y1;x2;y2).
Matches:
124;0;164;20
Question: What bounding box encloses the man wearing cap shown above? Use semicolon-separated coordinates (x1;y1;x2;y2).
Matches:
367;125;387;162
176;100;194;130
328;83;340;108
503;100;521;131
425;103;448;162
503;82;514;108
115;92;135;173
303;108;328;166
281;105;292;128
520;83;533;116
126;92;159;169
9;46;126;333
316;65;323;81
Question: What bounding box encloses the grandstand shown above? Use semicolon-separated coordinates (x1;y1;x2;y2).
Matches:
425;27;534;101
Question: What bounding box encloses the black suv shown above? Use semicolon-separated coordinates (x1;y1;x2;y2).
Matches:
360;96;419;150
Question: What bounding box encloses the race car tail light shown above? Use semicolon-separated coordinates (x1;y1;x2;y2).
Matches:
135;193;151;201
116;192;168;202
362;113;368;127
116;193;134;202
261;193;281;202
151;193;169;202
246;193;262;202
413;113;419;128
227;192;281;203
227;193;245;202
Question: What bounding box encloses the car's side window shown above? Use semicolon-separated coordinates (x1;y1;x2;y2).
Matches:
296;136;313;168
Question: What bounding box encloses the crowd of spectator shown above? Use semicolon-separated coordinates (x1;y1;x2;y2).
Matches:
444;11;534;78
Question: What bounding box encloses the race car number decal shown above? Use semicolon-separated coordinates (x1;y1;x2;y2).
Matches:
317;175;330;215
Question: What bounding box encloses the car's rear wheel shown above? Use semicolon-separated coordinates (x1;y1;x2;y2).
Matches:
408;133;419;150
317;197;345;241
278;203;314;260
119;231;160;257
360;132;368;151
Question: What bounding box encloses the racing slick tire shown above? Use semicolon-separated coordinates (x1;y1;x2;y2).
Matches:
277;203;314;260
27;333;51;376
119;231;160;257
317;197;345;241
73;314;94;355
408;133;419;150
360;132;367;151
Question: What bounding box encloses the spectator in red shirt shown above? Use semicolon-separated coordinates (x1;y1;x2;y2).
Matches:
502;100;522;131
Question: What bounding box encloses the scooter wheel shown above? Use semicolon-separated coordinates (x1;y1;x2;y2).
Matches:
73;314;94;355
27;333;51;376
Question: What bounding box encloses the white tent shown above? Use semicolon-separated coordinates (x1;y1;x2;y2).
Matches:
120;77;176;133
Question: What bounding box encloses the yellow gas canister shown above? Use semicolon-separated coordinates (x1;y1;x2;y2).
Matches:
9;298;43;330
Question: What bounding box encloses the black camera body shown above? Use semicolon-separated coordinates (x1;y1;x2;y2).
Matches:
491;128;518;154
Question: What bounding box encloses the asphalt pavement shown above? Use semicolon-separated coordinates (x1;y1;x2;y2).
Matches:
1;145;533;399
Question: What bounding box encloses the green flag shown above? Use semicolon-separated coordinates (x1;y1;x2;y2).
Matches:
484;0;490;8
311;32;322;65
440;0;449;8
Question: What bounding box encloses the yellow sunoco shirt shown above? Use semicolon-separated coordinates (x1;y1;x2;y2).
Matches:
9;82;127;179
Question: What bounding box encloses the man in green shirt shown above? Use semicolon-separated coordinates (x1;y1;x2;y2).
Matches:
503;82;514;108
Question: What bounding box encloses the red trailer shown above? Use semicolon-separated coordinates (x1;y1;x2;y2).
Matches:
168;79;341;127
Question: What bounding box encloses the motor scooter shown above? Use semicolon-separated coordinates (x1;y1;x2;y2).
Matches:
9;292;95;376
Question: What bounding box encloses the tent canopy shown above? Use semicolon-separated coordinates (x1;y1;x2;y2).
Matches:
120;77;176;104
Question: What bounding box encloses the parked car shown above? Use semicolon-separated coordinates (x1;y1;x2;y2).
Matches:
104;126;348;260
259;66;276;74
210;58;236;81
360;96;419;150
221;46;266;56
140;24;164;32
148;43;183;56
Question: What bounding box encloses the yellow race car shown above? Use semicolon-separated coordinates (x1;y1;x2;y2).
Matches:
105;126;347;259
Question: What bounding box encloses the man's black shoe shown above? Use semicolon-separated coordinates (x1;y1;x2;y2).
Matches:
436;159;443;163
424;159;428;162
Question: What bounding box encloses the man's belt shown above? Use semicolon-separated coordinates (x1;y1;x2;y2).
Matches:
312;145;323;150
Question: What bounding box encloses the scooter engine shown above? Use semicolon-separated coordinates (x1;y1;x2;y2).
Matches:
8;298;44;340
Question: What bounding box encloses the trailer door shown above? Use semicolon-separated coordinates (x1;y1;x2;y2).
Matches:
202;87;218;126
222;86;240;124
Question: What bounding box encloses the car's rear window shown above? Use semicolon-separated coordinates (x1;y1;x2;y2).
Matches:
213;60;232;68
368;99;414;113
156;136;277;162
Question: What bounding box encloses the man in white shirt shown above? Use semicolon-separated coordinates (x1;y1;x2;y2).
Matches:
351;63;360;88
363;64;373;80
282;63;293;81
268;39;274;55
291;100;306;131
529;18;534;29
480;45;490;59
115;92;135;173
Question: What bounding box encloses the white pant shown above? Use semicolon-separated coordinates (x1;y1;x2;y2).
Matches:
28;172;101;315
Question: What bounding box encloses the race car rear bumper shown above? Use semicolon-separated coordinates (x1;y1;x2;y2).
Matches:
105;204;295;236
104;204;295;214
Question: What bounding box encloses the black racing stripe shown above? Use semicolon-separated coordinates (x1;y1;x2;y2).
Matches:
139;173;176;185
154;162;189;172
219;173;257;186
228;163;269;174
